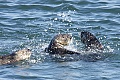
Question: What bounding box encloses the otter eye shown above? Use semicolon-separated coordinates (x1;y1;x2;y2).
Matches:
62;35;65;38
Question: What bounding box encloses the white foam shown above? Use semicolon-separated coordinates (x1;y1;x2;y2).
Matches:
64;39;78;52
106;46;114;52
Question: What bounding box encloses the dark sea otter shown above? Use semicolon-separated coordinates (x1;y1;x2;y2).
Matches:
45;31;103;61
0;49;31;65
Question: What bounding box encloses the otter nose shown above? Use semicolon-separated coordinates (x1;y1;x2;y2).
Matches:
27;49;31;51
69;36;72;39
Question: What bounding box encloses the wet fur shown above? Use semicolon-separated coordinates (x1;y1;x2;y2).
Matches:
45;33;103;61
81;31;103;50
0;49;31;65
45;34;76;55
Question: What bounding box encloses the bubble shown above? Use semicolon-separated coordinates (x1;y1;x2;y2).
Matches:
44;29;47;32
106;46;114;52
54;18;58;20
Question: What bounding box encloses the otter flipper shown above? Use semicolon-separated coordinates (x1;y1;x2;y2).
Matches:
45;47;80;55
80;31;103;50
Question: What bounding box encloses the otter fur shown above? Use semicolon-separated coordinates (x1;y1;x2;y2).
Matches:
45;34;80;55
0;49;31;65
45;32;103;61
81;31;103;50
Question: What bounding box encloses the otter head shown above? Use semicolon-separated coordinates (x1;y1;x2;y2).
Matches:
81;31;103;50
13;49;32;61
48;34;72;49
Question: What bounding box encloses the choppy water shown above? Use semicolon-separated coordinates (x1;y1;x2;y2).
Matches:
0;0;120;80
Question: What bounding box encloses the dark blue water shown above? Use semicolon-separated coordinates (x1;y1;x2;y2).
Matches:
0;0;120;80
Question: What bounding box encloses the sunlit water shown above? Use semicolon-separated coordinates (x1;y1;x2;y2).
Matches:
0;0;120;80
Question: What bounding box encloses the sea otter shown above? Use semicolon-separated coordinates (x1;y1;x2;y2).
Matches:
0;49;31;65
45;31;103;61
45;34;79;55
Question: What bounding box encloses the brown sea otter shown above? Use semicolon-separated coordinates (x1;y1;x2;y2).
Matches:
0;49;31;65
45;31;103;61
45;34;80;55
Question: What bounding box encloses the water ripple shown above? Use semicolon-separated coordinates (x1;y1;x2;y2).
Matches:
0;0;120;80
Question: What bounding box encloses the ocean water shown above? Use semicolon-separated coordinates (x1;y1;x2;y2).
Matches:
0;0;120;80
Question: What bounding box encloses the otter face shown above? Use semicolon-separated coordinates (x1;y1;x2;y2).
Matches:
14;49;31;61
55;34;72;46
81;31;103;50
50;34;72;48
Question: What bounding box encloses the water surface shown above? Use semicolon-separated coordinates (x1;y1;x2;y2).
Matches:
0;0;120;80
